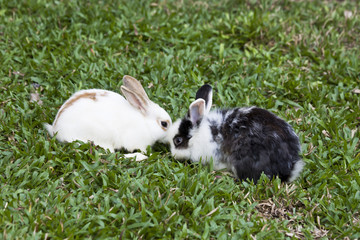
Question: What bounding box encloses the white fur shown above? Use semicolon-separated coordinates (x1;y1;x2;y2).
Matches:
188;118;219;166
208;110;223;126
45;88;171;154
167;112;228;170
124;152;149;161
239;106;255;114
288;159;305;182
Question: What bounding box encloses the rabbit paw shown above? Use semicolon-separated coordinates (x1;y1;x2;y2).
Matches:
124;152;148;161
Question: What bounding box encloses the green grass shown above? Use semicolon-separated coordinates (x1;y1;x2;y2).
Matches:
1;0;359;239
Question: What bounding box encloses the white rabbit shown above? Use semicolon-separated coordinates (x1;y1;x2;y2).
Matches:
167;84;304;183
45;75;172;160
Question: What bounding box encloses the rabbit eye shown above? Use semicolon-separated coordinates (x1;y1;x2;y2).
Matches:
173;136;183;147
161;121;168;128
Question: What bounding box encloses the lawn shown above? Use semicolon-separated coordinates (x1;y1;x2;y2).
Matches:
1;0;359;239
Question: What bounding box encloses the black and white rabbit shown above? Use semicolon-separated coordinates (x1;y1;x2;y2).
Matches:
45;75;172;160
167;84;304;182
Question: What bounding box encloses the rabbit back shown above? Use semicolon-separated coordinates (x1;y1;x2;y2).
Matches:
48;89;155;152
215;107;303;182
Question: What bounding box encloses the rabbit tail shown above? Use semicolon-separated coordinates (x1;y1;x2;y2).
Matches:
44;123;54;137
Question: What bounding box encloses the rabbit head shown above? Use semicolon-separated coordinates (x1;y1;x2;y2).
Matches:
166;84;218;162
121;75;172;143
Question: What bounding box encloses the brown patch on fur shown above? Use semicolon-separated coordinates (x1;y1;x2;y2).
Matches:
53;91;107;125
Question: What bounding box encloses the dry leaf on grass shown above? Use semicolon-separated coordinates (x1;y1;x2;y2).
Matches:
322;130;330;138
30;92;43;105
352;88;360;94
344;10;353;19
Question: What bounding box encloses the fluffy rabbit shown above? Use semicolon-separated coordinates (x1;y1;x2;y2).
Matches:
167;84;304;182
45;75;172;160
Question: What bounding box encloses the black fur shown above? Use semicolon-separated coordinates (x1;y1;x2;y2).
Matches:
195;84;212;103
173;119;193;149
211;107;301;183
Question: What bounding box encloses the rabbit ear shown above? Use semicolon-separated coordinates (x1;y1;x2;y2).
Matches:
121;86;149;115
188;99;206;126
195;84;212;114
122;75;150;102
